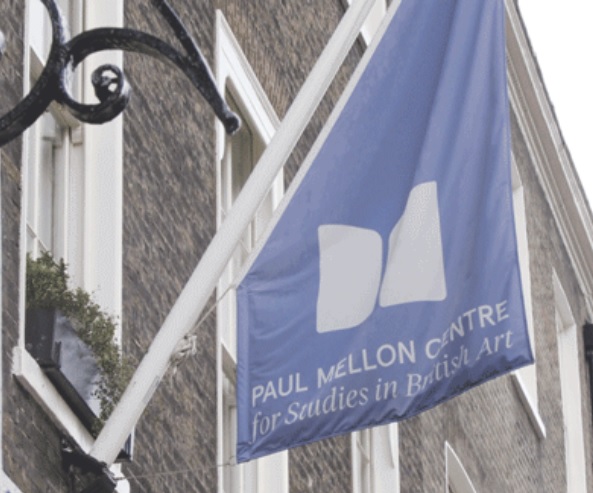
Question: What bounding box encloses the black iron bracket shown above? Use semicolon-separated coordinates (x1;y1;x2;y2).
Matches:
0;0;240;147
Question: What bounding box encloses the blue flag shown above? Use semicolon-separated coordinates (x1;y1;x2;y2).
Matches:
236;0;533;462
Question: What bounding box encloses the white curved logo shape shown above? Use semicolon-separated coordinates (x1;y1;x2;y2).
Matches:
317;181;447;333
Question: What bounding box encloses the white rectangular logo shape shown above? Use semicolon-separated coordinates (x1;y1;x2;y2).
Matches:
316;225;383;333
379;181;447;306
317;182;446;333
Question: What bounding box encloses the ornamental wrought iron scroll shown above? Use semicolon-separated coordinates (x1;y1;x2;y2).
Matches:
0;0;240;146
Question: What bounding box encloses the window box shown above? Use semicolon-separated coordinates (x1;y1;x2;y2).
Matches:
25;307;133;461
26;307;100;430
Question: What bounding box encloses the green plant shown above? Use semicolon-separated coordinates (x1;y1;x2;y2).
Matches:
26;252;133;432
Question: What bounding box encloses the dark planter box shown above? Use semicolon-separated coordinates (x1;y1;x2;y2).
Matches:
25;307;133;461
26;308;101;429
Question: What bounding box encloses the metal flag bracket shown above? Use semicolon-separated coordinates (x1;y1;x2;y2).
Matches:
0;0;240;147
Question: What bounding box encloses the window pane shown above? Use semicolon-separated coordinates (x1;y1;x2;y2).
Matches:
38;133;55;251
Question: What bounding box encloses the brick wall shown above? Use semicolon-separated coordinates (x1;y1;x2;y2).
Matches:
119;1;219;489
4;1;592;492
0;0;360;490
397;107;593;493
119;1;359;491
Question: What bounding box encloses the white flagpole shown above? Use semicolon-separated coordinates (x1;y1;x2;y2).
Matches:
90;0;380;465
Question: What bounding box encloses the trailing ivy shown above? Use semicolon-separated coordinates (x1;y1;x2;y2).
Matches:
26;252;133;432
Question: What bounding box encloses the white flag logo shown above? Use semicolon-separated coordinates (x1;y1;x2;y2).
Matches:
317;181;447;332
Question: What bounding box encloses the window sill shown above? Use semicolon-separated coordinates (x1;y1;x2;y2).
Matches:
511;372;546;439
13;346;95;450
1;471;23;493
12;347;129;491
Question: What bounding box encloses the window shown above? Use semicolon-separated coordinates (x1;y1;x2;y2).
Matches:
353;429;372;493
352;424;400;493
215;12;286;493
13;1;125;485
26;0;84;278
510;160;546;438
344;0;387;45
218;92;277;358
553;273;587;493
445;443;477;493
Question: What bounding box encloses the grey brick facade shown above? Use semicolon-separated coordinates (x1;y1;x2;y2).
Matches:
2;1;593;492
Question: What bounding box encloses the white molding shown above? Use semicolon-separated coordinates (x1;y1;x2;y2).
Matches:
511;372;546;439
351;431;368;493
344;0;387;45
214;12;287;493
1;153;3;476
351;424;400;493
214;9;283;362
510;159;543;435
505;0;593;317
221;342;237;386
1;473;23;493
81;0;124;325
214;9;283;291
553;271;588;493
553;270;576;327
11;348;130;491
12;347;95;452
445;442;477;493
215;11;280;149
11;346;130;493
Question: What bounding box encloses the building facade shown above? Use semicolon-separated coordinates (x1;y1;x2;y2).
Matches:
2;0;593;492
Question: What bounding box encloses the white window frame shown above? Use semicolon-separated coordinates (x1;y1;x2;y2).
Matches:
344;0;387;45
25;0;85;273
353;429;372;492
215;11;287;493
12;2;126;488
352;424;400;493
0;473;22;493
553;272;587;493
509;158;546;439
445;443;477;493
